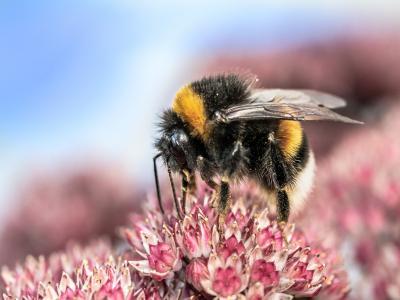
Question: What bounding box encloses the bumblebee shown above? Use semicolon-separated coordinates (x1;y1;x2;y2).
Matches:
154;73;361;227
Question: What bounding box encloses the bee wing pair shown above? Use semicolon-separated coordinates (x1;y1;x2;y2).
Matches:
220;89;363;124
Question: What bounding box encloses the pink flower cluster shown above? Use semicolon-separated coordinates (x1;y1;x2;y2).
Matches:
299;103;400;299
1;186;349;299
122;190;349;299
1;240;119;299
1;239;178;300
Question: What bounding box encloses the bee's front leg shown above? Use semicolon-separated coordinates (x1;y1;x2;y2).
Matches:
197;156;219;207
181;169;195;215
197;156;218;189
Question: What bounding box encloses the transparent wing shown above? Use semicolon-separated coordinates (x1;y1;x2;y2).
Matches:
221;89;362;124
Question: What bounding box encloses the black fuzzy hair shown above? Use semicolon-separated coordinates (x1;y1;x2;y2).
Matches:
154;109;178;155
190;73;253;118
156;109;185;135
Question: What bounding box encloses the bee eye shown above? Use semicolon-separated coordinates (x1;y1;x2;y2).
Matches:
171;131;188;148
176;131;189;143
168;130;190;168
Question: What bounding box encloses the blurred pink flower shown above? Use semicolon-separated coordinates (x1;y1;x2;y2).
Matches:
0;162;141;267
298;102;400;299
1;239;181;300
1;239;125;299
204;34;400;105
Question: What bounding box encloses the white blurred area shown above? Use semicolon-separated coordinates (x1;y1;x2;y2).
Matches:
1;0;400;215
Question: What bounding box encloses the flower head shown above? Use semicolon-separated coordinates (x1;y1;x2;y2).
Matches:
201;252;248;297
174;206;212;259
1;177;349;298
1;240;135;299
129;226;182;280
123;188;349;299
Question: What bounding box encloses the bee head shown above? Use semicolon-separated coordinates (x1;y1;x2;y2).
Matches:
155;109;196;171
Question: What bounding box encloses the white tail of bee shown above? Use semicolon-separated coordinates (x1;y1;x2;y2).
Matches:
288;151;316;214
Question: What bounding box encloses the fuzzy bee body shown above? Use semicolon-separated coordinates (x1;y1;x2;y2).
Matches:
155;74;361;223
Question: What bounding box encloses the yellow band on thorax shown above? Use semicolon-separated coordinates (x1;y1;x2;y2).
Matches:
172;85;207;138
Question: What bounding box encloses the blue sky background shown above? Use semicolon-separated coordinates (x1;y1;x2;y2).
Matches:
1;0;399;213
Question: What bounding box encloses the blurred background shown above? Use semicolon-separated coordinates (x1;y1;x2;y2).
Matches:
1;1;400;298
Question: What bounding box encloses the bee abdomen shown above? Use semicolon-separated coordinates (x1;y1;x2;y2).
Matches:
286;150;315;214
251;118;312;198
276;120;304;160
275;120;314;214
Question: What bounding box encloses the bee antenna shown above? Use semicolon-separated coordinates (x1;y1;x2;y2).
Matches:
153;153;165;215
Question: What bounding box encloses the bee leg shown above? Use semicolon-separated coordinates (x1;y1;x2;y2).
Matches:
181;171;189;215
217;178;231;234
274;186;291;246
277;189;290;231
181;169;195;214
202;176;218;208
187;172;197;194
209;182;219;209
197;155;218;204
206;179;218;191
261;139;291;242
